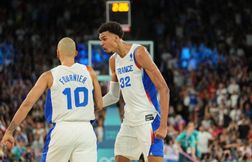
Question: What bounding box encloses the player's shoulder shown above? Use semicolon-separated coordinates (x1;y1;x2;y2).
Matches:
50;65;64;73
110;53;116;60
73;62;86;68
41;70;52;78
132;43;142;48
134;45;149;60
38;70;53;87
68;63;89;71
109;53;117;64
135;45;147;54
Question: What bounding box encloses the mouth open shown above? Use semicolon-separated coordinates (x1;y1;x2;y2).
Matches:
102;47;114;54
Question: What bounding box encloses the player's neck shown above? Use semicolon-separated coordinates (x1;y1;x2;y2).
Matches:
115;42;132;58
61;59;75;67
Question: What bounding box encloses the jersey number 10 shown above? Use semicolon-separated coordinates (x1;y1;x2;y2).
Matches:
62;87;88;109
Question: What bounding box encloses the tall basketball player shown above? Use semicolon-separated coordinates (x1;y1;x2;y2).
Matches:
0;37;102;162
98;22;170;162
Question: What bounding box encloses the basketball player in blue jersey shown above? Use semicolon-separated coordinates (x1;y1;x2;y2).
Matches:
0;37;103;162
98;22;170;162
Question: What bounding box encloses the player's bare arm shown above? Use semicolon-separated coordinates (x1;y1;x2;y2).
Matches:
87;66;103;111
102;55;120;108
109;54;118;82
135;46;170;139
1;71;52;148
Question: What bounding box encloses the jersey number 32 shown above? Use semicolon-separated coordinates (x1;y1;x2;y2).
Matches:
119;76;131;88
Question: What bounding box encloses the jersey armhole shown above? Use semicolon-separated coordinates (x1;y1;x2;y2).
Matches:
48;70;54;89
133;46;141;69
111;54;118;80
112;54;117;70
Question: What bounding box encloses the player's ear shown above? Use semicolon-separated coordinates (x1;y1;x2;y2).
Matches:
114;35;120;42
57;49;60;59
56;49;59;58
75;50;78;57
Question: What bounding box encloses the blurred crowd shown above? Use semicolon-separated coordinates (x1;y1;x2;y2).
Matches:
153;0;252;161
0;0;252;161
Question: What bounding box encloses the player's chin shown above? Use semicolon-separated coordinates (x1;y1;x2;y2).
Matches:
104;49;114;55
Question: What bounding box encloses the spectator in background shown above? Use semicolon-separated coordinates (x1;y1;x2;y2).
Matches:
201;113;213;130
11;135;27;161
248;125;252;143
175;122;197;160
227;78;240;95
14;127;28;146
216;83;228;106
32;122;46;146
238;141;252;161
31;132;43;162
163;136;179;162
244;102;252;119
229;106;242;122
197;125;213;160
238;116;250;140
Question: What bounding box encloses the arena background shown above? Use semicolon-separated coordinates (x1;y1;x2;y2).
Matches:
0;0;252;162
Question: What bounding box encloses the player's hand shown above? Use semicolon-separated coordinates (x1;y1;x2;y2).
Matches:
1;131;15;150
154;126;167;139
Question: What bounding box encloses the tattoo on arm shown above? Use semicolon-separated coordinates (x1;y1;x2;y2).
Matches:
6;121;18;134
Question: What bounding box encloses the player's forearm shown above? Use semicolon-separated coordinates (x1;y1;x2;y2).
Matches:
102;81;120;107
95;99;103;111
6;101;32;134
102;93;119;107
159;86;169;128
94;85;103;110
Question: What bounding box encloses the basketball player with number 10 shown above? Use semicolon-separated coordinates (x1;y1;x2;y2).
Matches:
1;37;103;162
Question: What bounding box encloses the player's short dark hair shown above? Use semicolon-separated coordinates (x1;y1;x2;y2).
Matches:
98;21;124;38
